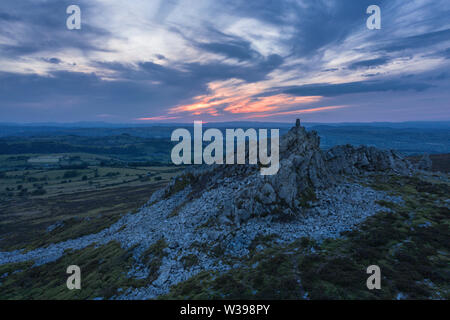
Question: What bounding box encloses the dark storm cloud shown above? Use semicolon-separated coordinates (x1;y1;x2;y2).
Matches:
97;52;283;86
347;57;390;70
155;54;167;60
277;80;432;97
0;70;203;121
43;57;62;64
218;0;449;64
197;40;259;61
0;50;284;120
224;0;293;25
221;0;389;56
182;54;283;83
172;25;263;62
288;0;385;56
375;29;450;53
439;48;450;59
0;12;20;21
0;0;113;59
0;44;38;56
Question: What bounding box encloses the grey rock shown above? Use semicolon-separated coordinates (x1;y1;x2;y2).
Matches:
417;153;432;170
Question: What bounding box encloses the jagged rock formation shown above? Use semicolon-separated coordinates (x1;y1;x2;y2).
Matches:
154;121;414;223
232;125;334;220
240;124;413;221
325;144;413;175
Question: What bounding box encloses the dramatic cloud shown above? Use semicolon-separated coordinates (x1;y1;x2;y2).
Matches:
0;0;449;123
280;80;433;97
347;57;391;70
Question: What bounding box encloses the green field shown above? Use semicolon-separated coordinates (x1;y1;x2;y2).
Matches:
0;152;182;251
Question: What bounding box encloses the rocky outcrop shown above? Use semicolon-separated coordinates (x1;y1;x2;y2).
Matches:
325;144;413;175
228;122;414;222
154;120;414;223
231;124;334;220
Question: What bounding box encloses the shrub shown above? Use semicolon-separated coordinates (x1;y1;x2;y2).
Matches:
63;170;79;179
32;188;46;196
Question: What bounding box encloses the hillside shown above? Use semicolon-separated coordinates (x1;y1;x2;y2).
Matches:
0;122;448;300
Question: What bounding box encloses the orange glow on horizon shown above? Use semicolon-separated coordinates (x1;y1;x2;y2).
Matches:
137;115;180;121
139;80;347;121
169;84;323;116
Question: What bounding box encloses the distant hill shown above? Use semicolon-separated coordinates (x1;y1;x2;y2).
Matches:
311;125;450;155
1;120;449;129
0;122;449;155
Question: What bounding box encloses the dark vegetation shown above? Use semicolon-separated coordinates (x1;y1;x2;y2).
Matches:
0;238;172;299
0;135;174;165
141;238;168;283
163;175;449;300
0;182;168;251
0;241;140;299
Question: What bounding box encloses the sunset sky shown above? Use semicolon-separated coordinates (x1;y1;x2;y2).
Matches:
0;0;449;123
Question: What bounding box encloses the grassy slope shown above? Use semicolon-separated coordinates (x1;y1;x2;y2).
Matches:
0;242;137;299
163;175;449;300
0;238;171;299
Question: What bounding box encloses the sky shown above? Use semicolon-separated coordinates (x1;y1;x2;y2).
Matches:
0;0;449;123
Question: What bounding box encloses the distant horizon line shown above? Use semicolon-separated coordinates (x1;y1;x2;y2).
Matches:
1;120;450;126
